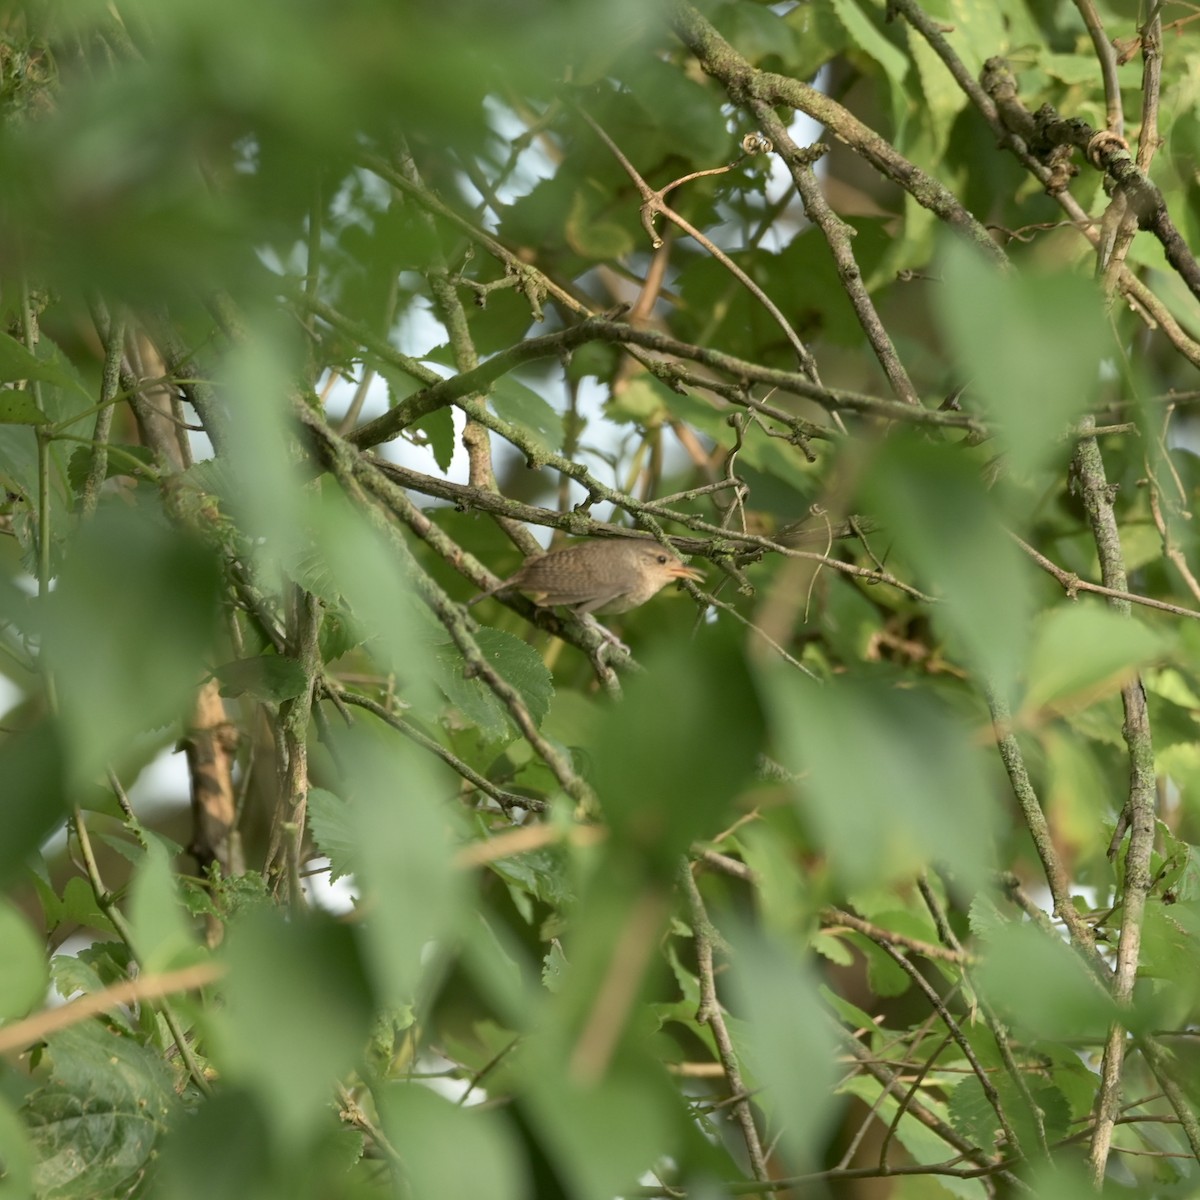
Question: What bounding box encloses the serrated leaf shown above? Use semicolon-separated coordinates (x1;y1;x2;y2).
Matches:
949;1075;1072;1158
26;1023;177;1200
211;654;311;702
810;930;854;966
1021;604;1166;716
408;404;456;471
0;899;48;1020
307;788;359;882
474;628;553;726
829;0;908;82
489;847;574;910
490;376;563;451
0;335;88;396
433;628;554;742
936;243;1108;481
0;388;50;424
839;1074;987;1200
66;444;156;492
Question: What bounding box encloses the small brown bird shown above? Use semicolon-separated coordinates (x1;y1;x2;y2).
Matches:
471;537;704;615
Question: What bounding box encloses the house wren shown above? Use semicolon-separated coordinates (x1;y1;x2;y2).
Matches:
471;537;704;615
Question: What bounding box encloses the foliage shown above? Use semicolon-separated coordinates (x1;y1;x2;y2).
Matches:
1;1;1199;1197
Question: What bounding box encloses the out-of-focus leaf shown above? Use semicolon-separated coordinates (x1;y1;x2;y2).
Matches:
0;1095;34;1200
761;666;998;891
0;721;68;887
936;241;1108;482
212;906;373;1145
42;502;222;784
863;433;1033;699
377;1084;526;1200
211;653;310;701
974;920;1114;1041
332;721;464;1007
0;899;47;1021
727;922;839;1171
1021;603;1167;717
127;837;202;974
591;628;763;862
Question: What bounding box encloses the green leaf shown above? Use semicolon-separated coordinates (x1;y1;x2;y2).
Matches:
829;0;908;82
42;503;223;785
1021;603;1167;716
307;787;358;882
0;388;50;424
26;1023;176;1200
974;921;1114;1041
0;722;69;887
0;899;48;1020
334;722;465;1008
949;1075;1071;1158
591;628;763;863
863;434;1034;697
378;1084;527;1200
936;241;1108;481
839;1074;987;1200
409;404;456;472
212;653;311;701
727;922;839;1170
0;1095;34;1200
433;627;554;742
66;443;156;492
490;375;564;451
212;906;374;1146
0;335;88;396
761;667;998;891
127;836;202;973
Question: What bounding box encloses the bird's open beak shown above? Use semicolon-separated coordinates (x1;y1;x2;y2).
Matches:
666;562;705;583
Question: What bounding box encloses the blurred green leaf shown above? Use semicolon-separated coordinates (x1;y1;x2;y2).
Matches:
591;628;763;862
0;1095;34;1200
727;922;839;1171
864;434;1034;698
378;1084;526;1200
762;667;998;890
212;653;310;701
974;920;1114;1041
42;502;222;784
212;906;374;1145
0;899;48;1020
0;721;69;886
1021;603;1167;716
490;376;564;452
127;837;202;974
333;721;464;1007
936;241;1108;481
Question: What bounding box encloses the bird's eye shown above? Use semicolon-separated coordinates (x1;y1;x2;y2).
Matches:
656;554;668;564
